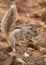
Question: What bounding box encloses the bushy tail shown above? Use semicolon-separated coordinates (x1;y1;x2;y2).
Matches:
1;4;18;35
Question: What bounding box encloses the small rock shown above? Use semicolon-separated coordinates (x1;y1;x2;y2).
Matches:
32;35;45;45
44;57;46;62
26;13;30;17
18;40;28;47
31;51;41;57
8;52;16;57
16;58;26;65
38;46;46;53
23;52;29;58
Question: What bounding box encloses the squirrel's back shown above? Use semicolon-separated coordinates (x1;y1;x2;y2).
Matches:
1;4;18;35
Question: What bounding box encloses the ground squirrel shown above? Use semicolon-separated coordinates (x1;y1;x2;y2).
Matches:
1;4;38;52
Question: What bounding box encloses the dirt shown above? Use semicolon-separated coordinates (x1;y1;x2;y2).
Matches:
0;0;46;65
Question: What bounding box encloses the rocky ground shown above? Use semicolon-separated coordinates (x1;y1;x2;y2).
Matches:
0;0;46;65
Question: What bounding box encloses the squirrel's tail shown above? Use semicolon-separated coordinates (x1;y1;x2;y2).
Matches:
1;4;18;35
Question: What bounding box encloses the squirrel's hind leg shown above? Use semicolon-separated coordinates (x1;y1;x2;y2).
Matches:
12;37;16;52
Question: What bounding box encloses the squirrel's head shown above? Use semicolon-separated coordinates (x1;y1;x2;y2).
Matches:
26;26;38;37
